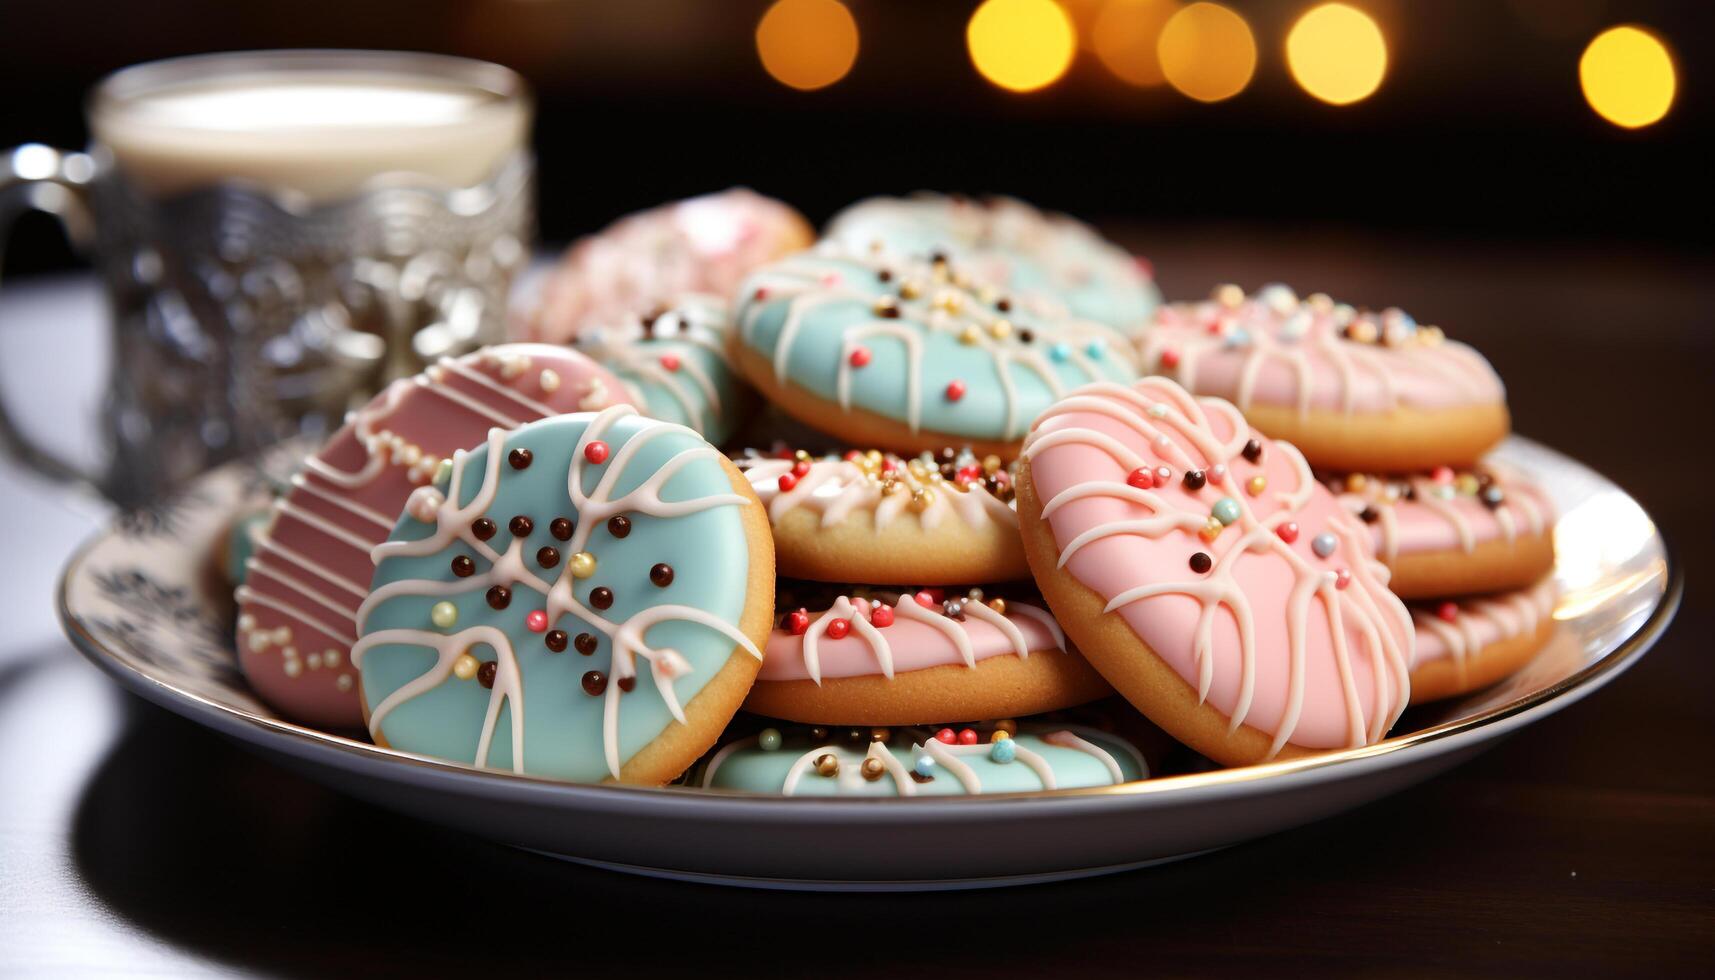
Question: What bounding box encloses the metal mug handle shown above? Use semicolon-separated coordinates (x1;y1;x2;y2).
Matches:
0;143;104;487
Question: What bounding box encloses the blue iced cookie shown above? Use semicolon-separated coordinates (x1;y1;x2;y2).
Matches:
352;405;775;784
222;507;273;587
570;294;754;445
825;193;1162;331
733;246;1138;458
697;723;1147;796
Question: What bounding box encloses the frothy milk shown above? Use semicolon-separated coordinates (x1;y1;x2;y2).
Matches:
93;61;528;202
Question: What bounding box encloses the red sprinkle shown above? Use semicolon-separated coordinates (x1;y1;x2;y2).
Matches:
957;728;979;745
944;380;966;401
934;728;957;744
583;441;610;465
778;473;799;492
1133;255;1154;278
881;458;900;474
1437;601;1459;623
1432;466;1455;485
826;617;851;640
843;449;864;462
753;287;769;302
869;604;894;628
1335;569;1353;590
792;460;811;478
1278;521;1300;544
820;272;842;287
659;353;681;372
1127;467;1155;490
786;609;810;635
956;465;982;483
1159;348;1180;370
849;346;872;368
525;610;549;633
914;590;938;608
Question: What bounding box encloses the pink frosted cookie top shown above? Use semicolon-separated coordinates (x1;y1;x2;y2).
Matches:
738;447;1018;533
1023;376;1414;754
1413;578;1557;668
235;344;632;728
1137;284;1504;416
1332;464;1554;564
525;188;810;343
759;588;1064;683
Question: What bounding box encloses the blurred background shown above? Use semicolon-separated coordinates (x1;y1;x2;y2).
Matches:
1;0;1708;269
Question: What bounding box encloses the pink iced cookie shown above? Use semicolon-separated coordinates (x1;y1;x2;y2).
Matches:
742;586;1112;726
1137;284;1509;471
1018;376;1415;766
234;344;633;728
1332;463;1555;599
1411;578;1557;704
523;188;814;343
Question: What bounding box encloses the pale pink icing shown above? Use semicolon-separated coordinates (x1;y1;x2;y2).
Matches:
1412;578;1557;668
1136;286;1504;416
525;189;810;343
758;594;1065;683
1024;377;1414;754
235;344;633;728
1334;464;1554;563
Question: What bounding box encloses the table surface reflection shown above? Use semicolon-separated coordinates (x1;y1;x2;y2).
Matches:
2;229;1710;976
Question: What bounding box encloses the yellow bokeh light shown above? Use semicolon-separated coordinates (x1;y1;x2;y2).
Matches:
1286;4;1387;106
1157;2;1256;103
967;0;1078;93
755;0;860;92
1580;26;1676;129
1092;0;1179;87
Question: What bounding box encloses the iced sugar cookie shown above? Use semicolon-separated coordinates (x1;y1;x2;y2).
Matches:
826;193;1161;330
1332;464;1555;599
568;294;753;445
697;723;1145;796
742;584;1110;725
737;446;1027;584
352;406;774;783
735;246;1137;459
1018;376;1415;766
235;345;632;729
1411;578;1557;703
525;188;813;343
218;507;273;587
1138;284;1509;471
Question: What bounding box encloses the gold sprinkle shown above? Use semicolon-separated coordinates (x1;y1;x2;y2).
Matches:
860;757;886;781
987;597;1007;614
910;488;936;513
959;324;981;345
988;319;1012;340
453;653;480;681
1247;475;1268;496
1345;473;1368;493
1214;283;1244;308
982;454;1002;474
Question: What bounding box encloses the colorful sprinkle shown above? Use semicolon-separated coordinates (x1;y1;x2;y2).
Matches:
509;515;534;537
589;587;614;610
525;610;548;633
913;754;937;778
471;517;497;541
958;728;979;745
452;652;478;680
575;632;598;655
1049;342;1071;362
550;517;574;540
659;353;681;373
508;448;533;470
476;661;498;689
1334;568;1353;590
861;757;886;781
1431;465;1455;485
777;472;799;492
990;739;1017;763
870;604;895;628
1278;521;1300;544
569;552;596;579
1199;519;1224;543
915;590;938;608
786;608;810;635
1312;532;1338;558
1159;348;1180;369
1247;475;1267;496
1208;464;1227;484
944;379;967;401
1190;551;1213;573
649;563;674;587
814;754;839;777
581;670;607;696
607;515;631;538
430;601;458;629
1085;341;1105;359
826;617;851;640
935;728;957;744
584;441;610;465
545;629;568;652
1154;465;1173;485
1242;439;1263;463
450;555;475;578
1126;467;1155;490
1184;469;1207;491
849;346;872;368
1212;497;1241;525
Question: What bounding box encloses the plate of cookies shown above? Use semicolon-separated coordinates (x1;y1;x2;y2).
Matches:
59;191;1679;889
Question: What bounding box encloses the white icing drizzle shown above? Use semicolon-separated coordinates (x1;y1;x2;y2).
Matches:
1040;730;1126;783
919;738;981;792
740;452;1017;532
1138;287;1503;419
1412;580;1555;684
573;295;733;436
1024;380;1412;756
779;593;1063;684
350;404;762;779
1335;465;1552;565
739;247;1129;439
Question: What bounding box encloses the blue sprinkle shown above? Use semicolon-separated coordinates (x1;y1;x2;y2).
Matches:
1312;532;1338;558
1049;342;1071;363
1084;341;1105;359
1223;328;1251;349
1212;497;1241;526
913;753;937;777
989;739;1016;763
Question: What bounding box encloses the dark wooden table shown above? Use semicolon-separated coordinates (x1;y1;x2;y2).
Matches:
2;230;1709;976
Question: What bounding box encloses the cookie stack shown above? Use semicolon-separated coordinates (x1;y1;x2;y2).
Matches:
1136;284;1558;707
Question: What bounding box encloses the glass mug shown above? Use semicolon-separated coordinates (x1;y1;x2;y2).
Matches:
0;50;532;505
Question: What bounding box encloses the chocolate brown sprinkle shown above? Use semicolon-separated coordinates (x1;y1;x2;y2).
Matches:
537;546;561;569
471;517;496;541
607;515;631;538
574;632;598;655
508;448;533;470
544;629;568;652
649;563;674;587
509;515;533;538
486;585;511;610
590;587;614;610
581;670;607;696
550;517;574;541
451;555;475;578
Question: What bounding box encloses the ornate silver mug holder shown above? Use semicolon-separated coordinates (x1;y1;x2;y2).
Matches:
0;52;532;506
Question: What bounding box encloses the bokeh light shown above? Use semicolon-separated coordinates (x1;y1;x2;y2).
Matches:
1157;2;1256;103
755;0;860;92
1579;26;1676;129
1092;0;1179;88
967;0;1078;93
1286;4;1387;106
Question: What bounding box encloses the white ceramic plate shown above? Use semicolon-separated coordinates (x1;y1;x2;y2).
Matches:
58;437;1679;890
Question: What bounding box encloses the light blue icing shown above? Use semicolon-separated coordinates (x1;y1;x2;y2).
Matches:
356;408;757;782
736;249;1138;442
825;194;1162;330
573;294;752;445
225;508;272;586
699;726;1146;797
